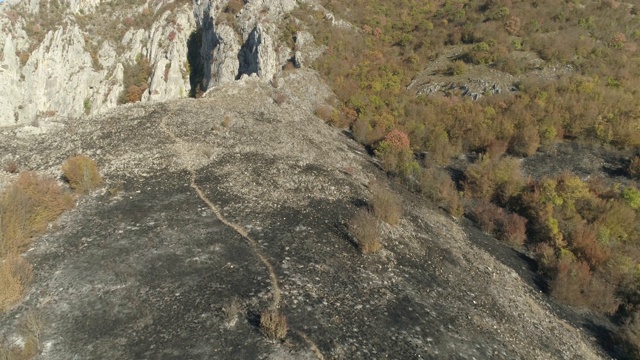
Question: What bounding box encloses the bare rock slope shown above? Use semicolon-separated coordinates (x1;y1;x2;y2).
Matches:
0;71;609;359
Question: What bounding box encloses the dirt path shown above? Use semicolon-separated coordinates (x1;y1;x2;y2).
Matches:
158;106;323;359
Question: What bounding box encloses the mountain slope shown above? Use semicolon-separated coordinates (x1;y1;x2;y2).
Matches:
0;71;609;359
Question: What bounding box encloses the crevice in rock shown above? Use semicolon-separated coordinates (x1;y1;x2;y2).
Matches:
187;28;205;98
236;26;261;80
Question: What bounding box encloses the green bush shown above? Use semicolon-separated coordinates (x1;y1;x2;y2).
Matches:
622;186;640;210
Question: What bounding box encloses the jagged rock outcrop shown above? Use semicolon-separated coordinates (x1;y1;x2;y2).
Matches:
0;0;194;126
193;0;296;90
0;0;330;126
237;24;277;80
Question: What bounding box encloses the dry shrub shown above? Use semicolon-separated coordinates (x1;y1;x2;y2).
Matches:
1;172;74;255
122;84;147;103
570;224;610;267
533;242;558;274
369;182;402;226
509;124;540;157
0;311;43;358
222;115;232;128
471;201;505;235
260;308;287;340
221;297;243;326
348;209;381;254
550;259;592;307
501;213;528;246
61;155;102;194
419;166;463;217
464;156;496;201
485;139;509;159
0;255;33;312
314;104;334;123
550;259;619;314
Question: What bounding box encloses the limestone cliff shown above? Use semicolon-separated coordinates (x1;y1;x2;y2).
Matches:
0;0;324;126
0;0;194;126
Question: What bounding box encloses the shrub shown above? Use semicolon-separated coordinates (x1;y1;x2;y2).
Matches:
260;308;287;340
119;57;152;104
419;167;464;217
463;155;496;201
348;209;381;254
1;172;74;255
622;186;640;210
447;60;467;75
501;213;528;246
224;0;244;14
550;259;592;307
221;297;243;327
0;255;32;312
569;224;610;267
369;182;402;226
61;155;102;194
375;129;414;174
4;160;18;174
509;124;540;157
492;156;525;204
471;201;505;235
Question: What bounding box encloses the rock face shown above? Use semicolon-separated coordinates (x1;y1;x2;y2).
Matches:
193;0;295;89
0;0;194;126
0;0;326;126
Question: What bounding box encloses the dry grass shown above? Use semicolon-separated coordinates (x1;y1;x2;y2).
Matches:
348;209;381;254
260;308;287;341
369;182;402;226
0;255;33;312
61;155;102;194
1;172;74;256
1;171;74;313
0;311;43;359
221;297;243;326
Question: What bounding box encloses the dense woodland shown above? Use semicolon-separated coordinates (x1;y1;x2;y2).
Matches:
291;0;640;356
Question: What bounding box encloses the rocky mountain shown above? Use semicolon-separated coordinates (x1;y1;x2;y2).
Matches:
0;70;612;359
0;0;632;359
0;0;315;127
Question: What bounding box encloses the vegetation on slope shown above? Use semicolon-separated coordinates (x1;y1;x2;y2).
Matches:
291;0;640;355
0;157;101;358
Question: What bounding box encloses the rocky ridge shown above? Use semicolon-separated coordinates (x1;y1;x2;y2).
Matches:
0;69;613;359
